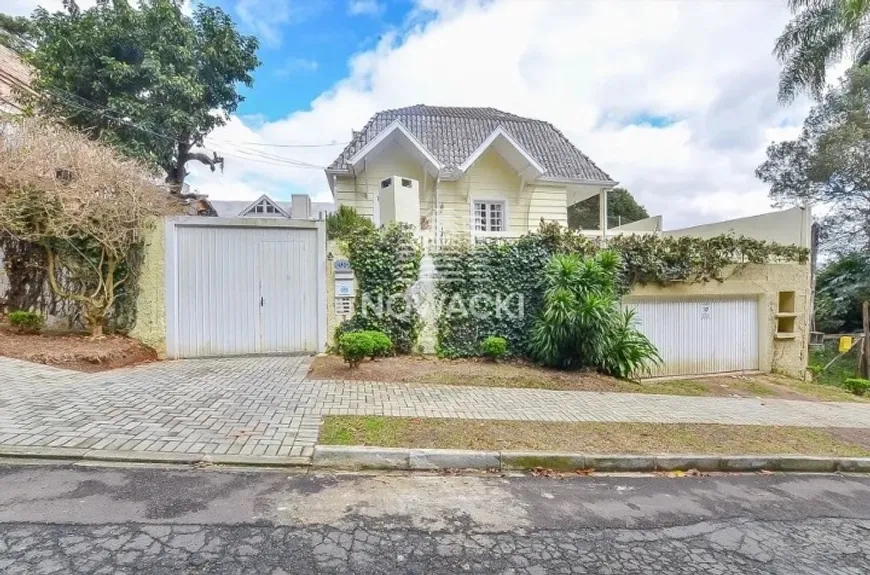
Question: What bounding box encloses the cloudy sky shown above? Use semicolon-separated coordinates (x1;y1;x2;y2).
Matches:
8;0;814;229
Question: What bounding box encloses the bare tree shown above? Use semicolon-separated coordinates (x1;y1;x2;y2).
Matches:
0;118;178;336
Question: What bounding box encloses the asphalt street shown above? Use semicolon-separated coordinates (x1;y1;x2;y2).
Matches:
0;461;869;574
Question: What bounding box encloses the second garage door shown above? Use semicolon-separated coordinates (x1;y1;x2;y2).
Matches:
173;223;321;358
627;296;759;377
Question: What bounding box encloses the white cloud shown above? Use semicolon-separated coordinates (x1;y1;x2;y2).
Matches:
4;0;97;16
194;0;816;228
348;0;385;17
274;57;319;77
234;0;326;48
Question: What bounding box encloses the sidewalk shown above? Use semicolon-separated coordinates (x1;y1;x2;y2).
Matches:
2;355;870;462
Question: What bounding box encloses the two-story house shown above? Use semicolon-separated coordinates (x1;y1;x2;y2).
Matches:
325;105;616;242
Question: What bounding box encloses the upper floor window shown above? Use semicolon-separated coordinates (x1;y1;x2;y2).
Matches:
245;198;282;215
473;200;505;232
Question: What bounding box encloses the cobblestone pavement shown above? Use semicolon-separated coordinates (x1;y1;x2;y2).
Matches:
3;355;870;458
3;517;869;574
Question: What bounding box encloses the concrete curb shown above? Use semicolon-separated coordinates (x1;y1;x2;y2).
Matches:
0;446;309;468
2;444;870;474
309;446;870;474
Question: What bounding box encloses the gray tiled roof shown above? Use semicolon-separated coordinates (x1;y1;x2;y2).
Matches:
327;105;614;183
209;199;334;219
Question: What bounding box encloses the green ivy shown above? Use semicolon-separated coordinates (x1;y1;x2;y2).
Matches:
433;233;553;358
342;223;423;354
433;222;809;358
609;233;809;290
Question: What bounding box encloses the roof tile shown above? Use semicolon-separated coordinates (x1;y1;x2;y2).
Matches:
327;105;613;182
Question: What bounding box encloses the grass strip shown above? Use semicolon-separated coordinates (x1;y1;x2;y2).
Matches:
320;416;870;457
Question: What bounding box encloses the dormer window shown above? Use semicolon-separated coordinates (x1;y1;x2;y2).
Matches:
252;200;279;214
241;196;286;217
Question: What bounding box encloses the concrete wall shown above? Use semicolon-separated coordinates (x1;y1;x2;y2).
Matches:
131;217;809;377
611;215;663;233
628;263;811;378
129;220;167;356
664;207;811;248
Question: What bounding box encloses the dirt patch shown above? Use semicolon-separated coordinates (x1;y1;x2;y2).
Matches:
308;354;864;402
321;416;870;458
310;354;680;393
826;428;870;450
667;373;869;403
0;329;158;372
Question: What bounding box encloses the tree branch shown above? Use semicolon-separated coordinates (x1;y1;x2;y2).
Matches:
185;151;224;173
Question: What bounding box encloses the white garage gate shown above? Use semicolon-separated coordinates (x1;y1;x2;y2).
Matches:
627;296;760;377
165;218;326;358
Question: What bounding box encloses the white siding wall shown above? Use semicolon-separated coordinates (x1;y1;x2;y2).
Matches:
334;141;428;222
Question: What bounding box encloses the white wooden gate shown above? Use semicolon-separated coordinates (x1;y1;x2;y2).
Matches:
627;296;759;377
165;218;326;358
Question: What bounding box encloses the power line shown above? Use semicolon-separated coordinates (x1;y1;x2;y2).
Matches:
2;30;333;168
213;140;348;148
29;85;328;169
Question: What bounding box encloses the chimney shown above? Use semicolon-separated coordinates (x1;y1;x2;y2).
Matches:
291;194;311;219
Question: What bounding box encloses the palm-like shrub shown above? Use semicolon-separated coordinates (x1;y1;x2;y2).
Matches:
528;252;660;379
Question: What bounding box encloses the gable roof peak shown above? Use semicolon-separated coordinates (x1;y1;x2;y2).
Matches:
327;105;615;185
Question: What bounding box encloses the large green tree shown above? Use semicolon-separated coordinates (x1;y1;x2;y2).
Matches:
775;0;870;102
568;187;650;231
13;0;259;194
0;14;34;52
756;66;870;250
814;251;870;332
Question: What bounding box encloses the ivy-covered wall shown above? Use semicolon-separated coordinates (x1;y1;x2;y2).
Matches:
338;223;423;354
431;223;811;376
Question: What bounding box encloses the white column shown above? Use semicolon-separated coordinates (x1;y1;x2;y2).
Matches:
599;187;608;241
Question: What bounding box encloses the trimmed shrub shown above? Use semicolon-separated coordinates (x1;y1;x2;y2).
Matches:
480;336;508;362
365;330;393;360
338;332;374;368
844;378;870;396
7;310;44;334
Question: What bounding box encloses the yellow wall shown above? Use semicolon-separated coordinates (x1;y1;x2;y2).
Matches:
628;263;811;379
335;146;570;241
129;220;167;356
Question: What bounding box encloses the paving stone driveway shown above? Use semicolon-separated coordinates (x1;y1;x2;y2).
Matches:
3;355;870;459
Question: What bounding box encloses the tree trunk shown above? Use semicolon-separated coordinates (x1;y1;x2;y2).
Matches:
85;308;105;338
164;140;223;196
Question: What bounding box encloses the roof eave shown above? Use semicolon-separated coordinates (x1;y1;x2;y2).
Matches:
324;168;348;197
537;176;618;187
456;126;546;180
347;119;443;176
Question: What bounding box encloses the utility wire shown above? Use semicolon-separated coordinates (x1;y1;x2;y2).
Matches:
2;30;337;166
28;85;328;169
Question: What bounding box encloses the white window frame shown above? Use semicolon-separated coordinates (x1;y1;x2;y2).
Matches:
471;199;507;234
240;195;289;218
